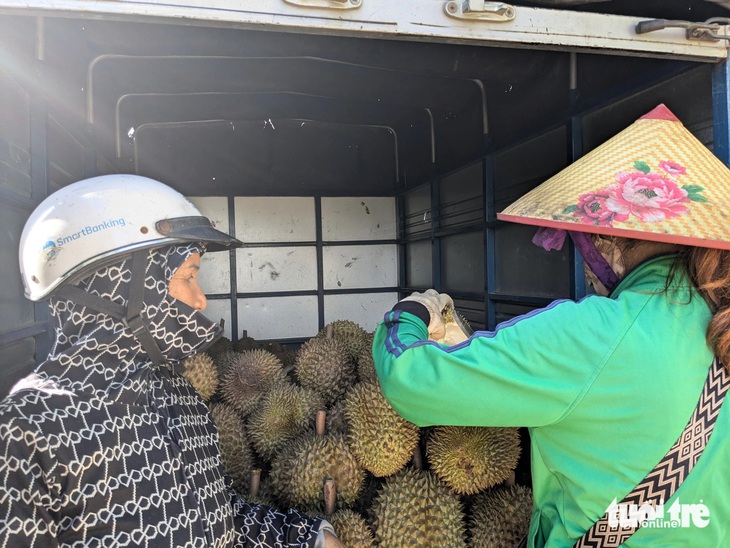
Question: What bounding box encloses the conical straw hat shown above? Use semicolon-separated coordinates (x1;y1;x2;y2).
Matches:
498;104;730;250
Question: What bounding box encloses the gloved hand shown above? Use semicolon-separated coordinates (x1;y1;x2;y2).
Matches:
400;289;455;341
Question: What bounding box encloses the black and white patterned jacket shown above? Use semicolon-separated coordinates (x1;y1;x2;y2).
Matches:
0;245;325;547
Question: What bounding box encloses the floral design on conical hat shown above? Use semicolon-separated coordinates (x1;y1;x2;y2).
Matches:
498;104;730;250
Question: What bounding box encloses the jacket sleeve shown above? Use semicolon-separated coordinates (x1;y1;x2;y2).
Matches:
231;496;328;548
373;296;618;428
0;415;59;547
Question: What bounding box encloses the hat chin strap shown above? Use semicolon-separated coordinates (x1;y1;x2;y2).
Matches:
568;231;621;293
55;251;165;366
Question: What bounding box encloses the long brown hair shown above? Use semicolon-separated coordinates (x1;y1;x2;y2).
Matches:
682;247;730;367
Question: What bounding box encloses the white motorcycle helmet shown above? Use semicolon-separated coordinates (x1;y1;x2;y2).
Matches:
20;174;241;302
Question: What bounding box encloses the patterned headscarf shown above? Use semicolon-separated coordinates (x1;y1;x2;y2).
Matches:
36;244;220;404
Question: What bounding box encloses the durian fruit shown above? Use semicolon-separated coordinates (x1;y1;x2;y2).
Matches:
294;336;356;406
262;341;296;369
356;331;378;385
246;469;280;509
316;319;369;361
427;426;521;495
352;472;385;518
325;399;348;435
369;466;467;547
247;382;323;460
321;482;376;548
468;485;533;548
328;509;377;548
205;335;233;361
344;381;420;477
220;349;288;416
308;480;377;548
181;353;219;401
234;335;260;353
209;402;255;494
269;411;365;512
213;349;240;377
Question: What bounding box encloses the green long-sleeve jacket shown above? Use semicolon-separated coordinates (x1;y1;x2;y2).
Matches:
373;255;730;547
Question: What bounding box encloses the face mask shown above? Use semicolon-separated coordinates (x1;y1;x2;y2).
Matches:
584;235;626;296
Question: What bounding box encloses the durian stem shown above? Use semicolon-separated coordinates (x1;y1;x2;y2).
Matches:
241;329;247;337
325;324;334;339
249;468;261;498
316;409;327;437
411;443;423;470
323;478;337;517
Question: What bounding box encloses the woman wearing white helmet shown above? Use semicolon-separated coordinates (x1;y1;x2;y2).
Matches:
374;105;730;547
1;175;343;547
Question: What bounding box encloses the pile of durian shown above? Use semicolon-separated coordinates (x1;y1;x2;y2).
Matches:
182;319;533;547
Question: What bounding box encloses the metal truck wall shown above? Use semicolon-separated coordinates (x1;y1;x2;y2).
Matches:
0;13;718;397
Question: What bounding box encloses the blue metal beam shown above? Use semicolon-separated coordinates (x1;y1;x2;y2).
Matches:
712;61;730;166
484;156;496;330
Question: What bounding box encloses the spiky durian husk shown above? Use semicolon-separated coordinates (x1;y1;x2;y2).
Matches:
352;472;384;518
427;426;521;495
244;469;281;509
220;349;288;416
356;331;378;385
205;336;233;361
213;349;240;377
234;335;260;353
328;509;377;548
316;319;369;361
181;353;219;401
370;467;467;547
261;340;284;360
280;348;298;371
344;382;420;477
209;402;254;494
269;432;365;512
468;485;533;548
247;382;323;460
325;399;348;435
294;337;356;406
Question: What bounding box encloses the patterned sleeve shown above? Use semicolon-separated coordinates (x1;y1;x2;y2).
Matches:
230;495;326;548
0;413;59;547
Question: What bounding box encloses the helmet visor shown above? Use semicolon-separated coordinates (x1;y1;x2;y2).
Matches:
155;216;242;252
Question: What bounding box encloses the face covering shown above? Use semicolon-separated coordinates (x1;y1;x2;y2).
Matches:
38;244;220;403
532;227;625;296
582;234;626;296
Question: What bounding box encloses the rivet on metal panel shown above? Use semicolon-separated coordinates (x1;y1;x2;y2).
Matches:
444;1;516;22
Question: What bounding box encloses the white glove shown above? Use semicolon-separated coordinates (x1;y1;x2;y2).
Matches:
400;289;454;341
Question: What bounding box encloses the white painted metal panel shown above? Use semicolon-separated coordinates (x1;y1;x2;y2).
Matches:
238;295;319;339
2;1;726;61
189;196;229;233
203;299;233;339
325;292;398;332
197;252;231;294
189;196;231;293
321;197;396;241
235;196;315;242
237;246;318;292
323;244;397;289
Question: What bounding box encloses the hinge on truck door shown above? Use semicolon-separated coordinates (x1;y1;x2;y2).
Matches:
283;0;362;9
636;17;730;43
444;1;516;22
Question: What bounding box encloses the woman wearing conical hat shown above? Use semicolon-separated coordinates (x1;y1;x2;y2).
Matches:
374;105;730;547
